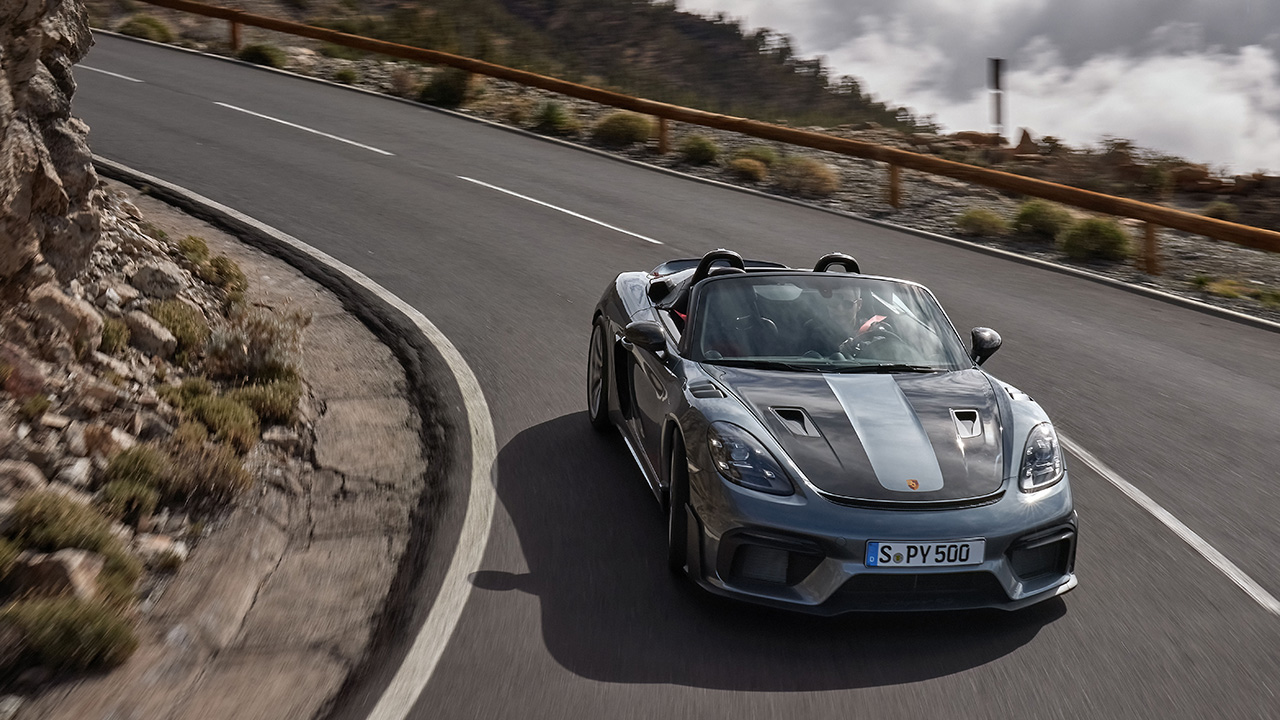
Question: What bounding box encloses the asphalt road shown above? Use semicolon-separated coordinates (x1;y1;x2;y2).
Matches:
75;34;1280;719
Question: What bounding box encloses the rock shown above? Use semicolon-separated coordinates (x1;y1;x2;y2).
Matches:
134;533;189;565
11;549;105;600
263;425;301;453
110;427;137;452
65;420;87;456
0;342;47;397
55;457;92;488
0;459;48;496
124;310;177;358
38;412;70;429
27;283;103;355
119;200;142;220
114;282;141;304
130;260;186;299
96;286;121;308
91;350;133;379
1014;128;1040;155
78;378;121;412
133;411;173;441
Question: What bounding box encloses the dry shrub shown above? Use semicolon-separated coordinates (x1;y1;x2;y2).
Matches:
591;112;653;148
118;14;172;43
226;379;302;425
1;598;137;671
532;101;579;136
195;255;247;294
734;145;779;167
101;317;130;355
103;445;167;489
0;538;18;579
1201;201;1239;222
101;481;159;526
157;376;214;410
188;395;259;452
175;235;209;266
390;67;420;98
419;68;472;107
772;157;839;198
679;135;719;165
1059;218;1131;262
1013;200;1073;242
171;421;209;448
237;43;286;69
205;309;309;383
955;208;1010;237
167;441;252;505
149;300;209;365
728;158;767;182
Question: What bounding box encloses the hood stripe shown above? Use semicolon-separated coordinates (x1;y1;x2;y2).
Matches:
824;375;945;492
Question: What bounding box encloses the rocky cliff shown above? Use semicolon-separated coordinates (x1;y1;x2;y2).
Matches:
1;0;102;286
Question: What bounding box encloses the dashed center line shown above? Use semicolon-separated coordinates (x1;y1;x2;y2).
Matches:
458;176;663;245
1062;435;1280;617
213;102;394;156
80;65;143;83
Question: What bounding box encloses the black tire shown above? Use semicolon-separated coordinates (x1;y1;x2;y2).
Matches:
667;434;690;573
587;319;610;430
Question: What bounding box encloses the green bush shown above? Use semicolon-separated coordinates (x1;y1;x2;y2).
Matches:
679;135;719;165
150;300;210;365
157;376;214;409
167;442;252;505
1060;218;1131;262
531;101;578;136
1201;201;1239;222
1;598;137;671
205;309;308;383
591;112;653;148
226;379;302;425
117;14;173;43
1013;200;1073;242
334;67;360;85
175;235;209;266
101;481;159;526
237;44;286;69
188;395;259;452
419;68;472;108
101;317;130;355
103;445;168;489
7;492;142;605
955;208;1010;237
734;145;779;167
196;255;247;294
772;157;839;198
728;158;767;182
0;538;18;580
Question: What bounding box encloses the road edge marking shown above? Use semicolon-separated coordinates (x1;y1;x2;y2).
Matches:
91;156;496;719
1062;434;1280;616
80;64;144;82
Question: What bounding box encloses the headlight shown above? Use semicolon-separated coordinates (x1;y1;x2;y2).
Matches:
707;422;793;495
1019;422;1064;492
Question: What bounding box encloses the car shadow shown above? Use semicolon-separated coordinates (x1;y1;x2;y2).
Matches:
473;412;1065;691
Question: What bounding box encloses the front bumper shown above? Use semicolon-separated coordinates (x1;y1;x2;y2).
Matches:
685;470;1078;614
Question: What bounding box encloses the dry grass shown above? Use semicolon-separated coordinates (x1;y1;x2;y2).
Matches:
149;299;209;366
205;309;308;383
188;395;259;452
1;598;138;671
955;207;1010;237
772;157;839;198
728;158;767;182
591;112;653;148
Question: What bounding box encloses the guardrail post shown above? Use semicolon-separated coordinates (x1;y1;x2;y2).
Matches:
230;18;241;51
888;164;901;209
657;117;669;155
1142;222;1162;275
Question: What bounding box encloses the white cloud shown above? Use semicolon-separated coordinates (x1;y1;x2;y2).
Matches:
678;1;1280;172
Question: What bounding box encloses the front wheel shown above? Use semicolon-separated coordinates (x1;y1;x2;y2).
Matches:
587;319;610;430
667;434;690;573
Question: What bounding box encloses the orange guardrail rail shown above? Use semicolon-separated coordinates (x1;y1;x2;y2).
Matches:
124;0;1280;266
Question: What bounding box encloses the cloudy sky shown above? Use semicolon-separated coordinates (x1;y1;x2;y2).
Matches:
680;0;1280;173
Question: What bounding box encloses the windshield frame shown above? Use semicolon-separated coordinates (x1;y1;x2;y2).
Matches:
680;271;974;372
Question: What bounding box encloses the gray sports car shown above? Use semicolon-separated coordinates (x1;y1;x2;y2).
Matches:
587;249;1077;612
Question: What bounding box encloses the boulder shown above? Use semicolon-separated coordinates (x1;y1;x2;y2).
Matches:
0;460;47;496
124;310;177;358
11;549;105;600
27;283;103;355
130;261;186;299
54;457;92;488
134;533;189;566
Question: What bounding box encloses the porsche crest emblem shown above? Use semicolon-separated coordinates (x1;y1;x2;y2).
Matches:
907;478;920;490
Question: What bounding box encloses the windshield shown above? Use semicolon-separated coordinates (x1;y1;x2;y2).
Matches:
689;274;971;372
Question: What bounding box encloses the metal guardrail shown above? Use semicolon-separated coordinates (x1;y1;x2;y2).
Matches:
127;0;1280;268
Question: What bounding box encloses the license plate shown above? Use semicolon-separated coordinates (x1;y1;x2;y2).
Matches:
865;540;985;568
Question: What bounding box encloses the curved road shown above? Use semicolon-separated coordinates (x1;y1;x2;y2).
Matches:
76;35;1279;720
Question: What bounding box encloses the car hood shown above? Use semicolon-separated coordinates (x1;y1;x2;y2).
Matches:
715;367;1005;503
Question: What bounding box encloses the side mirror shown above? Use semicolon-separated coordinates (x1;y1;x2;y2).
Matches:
970;327;1002;365
623;321;667;354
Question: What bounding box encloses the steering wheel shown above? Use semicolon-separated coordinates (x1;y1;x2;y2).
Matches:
841;321;910;358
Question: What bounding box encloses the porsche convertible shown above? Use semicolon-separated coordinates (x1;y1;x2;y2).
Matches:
587;249;1077;612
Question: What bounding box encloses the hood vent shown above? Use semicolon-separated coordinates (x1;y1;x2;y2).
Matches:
771;407;821;438
951;409;982;439
689;380;725;398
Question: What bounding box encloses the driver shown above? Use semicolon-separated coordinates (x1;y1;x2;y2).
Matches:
804;285;891;357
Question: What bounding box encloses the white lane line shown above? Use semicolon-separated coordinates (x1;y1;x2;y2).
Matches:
1062;435;1280;617
213;102;394;156
458;175;663;245
92;157;494;720
80;65;143;83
